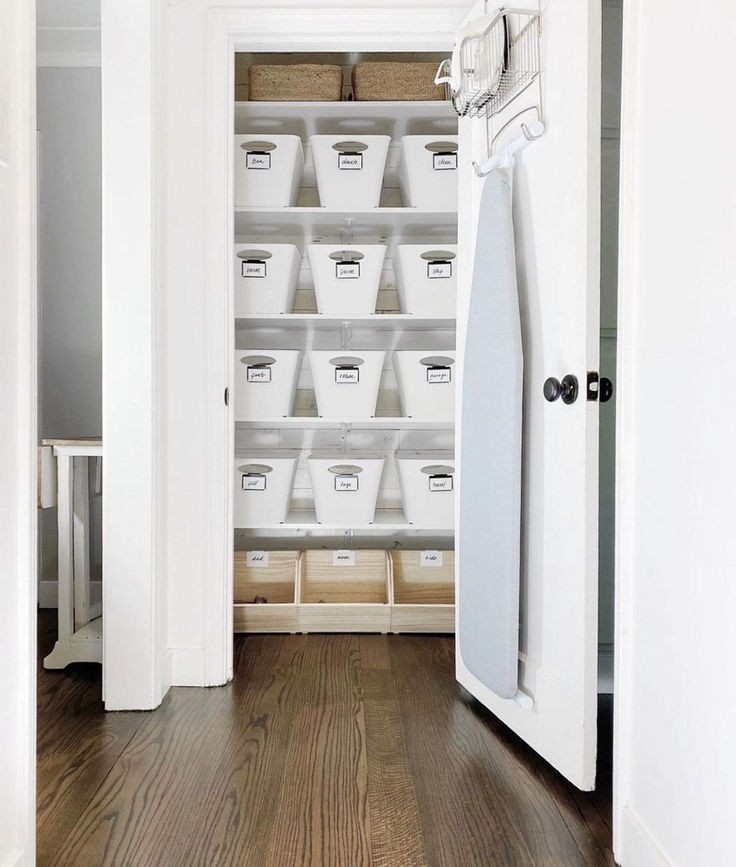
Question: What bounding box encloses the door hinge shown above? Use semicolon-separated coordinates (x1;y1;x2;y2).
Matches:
224;387;229;407
586;371;599;401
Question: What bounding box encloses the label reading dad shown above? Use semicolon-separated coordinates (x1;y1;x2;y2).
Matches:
429;474;453;493
246;151;271;170
246;551;270;568
336;262;360;280
338;152;363;170
427;366;452;384
433;152;458;171
427;261;452;279
333;550;356;567
420;550;444;568
242;261;267;279
335;367;360;384
242;474;267;492
247;366;272;383
334;475;359;492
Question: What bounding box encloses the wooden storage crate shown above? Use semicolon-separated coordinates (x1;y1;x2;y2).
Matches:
352;61;446;102
249;64;343;102
389;550;455;634
233;550;299;633
298;550;390;633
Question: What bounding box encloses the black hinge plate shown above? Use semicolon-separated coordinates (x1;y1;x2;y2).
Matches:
587;371;599;401
224;387;229;407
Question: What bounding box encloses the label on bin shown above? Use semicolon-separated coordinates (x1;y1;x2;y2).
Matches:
429;474;453;493
246;151;271;170
427;261;452;279
247;366;272;383
242;474;267;491
333;550;356;566
427;366;452;384
246;551;270;568
338;153;363;170
433;152;458;171
335;366;360;384
420;550;444;567
242;260;267;278
334;475;359;492
336;262;360;279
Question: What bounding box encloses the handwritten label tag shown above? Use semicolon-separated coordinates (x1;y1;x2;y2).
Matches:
333;550;356;566
247;366;272;383
427;261;452;279
427;366;452;384
420;550;444;568
433;152;457;171
242;261;267;279
334;475;359;492
429;475;453;493
246;551;270;568
242;474;267;491
338;153;363;170
336;262;360;279
246;151;271;170
335;367;360;384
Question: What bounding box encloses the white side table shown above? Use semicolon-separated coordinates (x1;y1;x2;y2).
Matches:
41;439;103;669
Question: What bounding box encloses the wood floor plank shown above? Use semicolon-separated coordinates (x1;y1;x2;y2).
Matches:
359;633;391;671
262;635;372;867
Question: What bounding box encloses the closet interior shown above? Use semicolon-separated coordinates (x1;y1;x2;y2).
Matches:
232;52;459;635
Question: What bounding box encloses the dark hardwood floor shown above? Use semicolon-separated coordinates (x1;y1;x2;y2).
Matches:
37;610;615;866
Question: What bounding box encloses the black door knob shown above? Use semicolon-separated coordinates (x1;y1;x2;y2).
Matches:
544;374;579;405
600;377;613;403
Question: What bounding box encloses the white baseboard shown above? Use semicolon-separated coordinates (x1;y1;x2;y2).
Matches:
170;648;206;687
618;807;672;867
38;580;102;609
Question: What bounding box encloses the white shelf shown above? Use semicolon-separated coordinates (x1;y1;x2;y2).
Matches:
237;508;453;532
235;417;454;431
235;314;456;332
235;206;457;241
234;100;458;140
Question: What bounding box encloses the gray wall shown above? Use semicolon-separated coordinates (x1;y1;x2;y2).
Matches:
37;66;102;593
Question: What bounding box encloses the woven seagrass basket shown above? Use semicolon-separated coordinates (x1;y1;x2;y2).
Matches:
352;61;446;101
248;64;343;102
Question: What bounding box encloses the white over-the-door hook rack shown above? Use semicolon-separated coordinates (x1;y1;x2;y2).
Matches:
473;119;545;177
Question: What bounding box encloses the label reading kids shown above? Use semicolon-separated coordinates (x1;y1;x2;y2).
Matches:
427;366;451;384
246;151;271;170
247;366;272;383
420;550;444;568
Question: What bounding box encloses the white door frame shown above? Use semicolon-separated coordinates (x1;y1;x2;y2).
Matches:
203;1;473;686
0;0;37;860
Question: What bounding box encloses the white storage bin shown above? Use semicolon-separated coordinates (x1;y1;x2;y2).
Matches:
393;351;456;420
307;454;385;524
397;136;459;210
233;452;300;527
234;350;302;420
307;244;387;315
310;135;391;209
395;244;458;316
233;244;301;315
396;453;456;527
309;351;385;418
234;135;304;207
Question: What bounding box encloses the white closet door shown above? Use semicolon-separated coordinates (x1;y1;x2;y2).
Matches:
455;0;602;791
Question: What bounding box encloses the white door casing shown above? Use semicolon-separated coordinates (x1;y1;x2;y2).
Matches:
455;0;602;790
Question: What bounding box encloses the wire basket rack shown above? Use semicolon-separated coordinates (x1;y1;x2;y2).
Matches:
437;8;541;119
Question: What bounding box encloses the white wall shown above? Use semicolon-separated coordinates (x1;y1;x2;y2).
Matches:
0;0;36;860
615;1;736;864
37;66;103;603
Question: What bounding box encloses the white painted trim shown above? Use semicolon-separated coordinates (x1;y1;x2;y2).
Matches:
202;3;467;688
1;850;28;867
171;648;206;687
613;0;641;858
619;808;672;867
